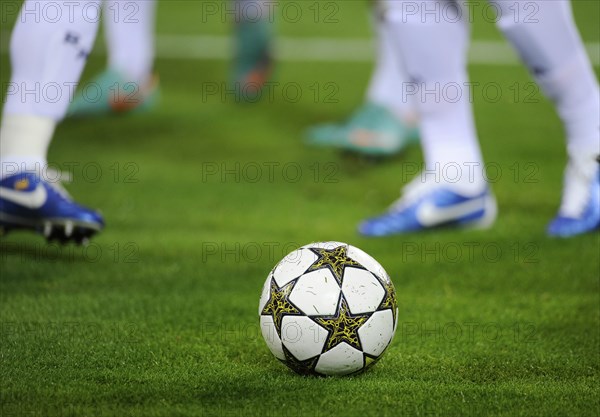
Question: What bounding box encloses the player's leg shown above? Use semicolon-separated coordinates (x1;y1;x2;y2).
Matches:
232;0;274;101
106;0;156;85
69;0;158;117
366;3;418;129
491;0;599;237
359;0;496;236
305;1;419;156
0;0;104;243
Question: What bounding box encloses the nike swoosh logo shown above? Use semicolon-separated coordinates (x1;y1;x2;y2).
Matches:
0;184;47;209
417;197;485;227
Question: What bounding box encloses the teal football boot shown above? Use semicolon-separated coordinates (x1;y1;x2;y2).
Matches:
232;18;274;102
305;102;419;157
68;69;159;117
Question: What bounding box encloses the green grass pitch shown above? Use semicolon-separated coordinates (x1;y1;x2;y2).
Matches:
1;1;599;416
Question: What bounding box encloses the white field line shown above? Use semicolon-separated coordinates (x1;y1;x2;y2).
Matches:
155;34;600;66
1;32;599;65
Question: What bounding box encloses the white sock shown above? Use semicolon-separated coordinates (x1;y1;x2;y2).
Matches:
1;0;99;178
493;0;600;160
0;115;55;179
104;0;156;84
386;0;485;194
367;7;417;123
558;152;599;217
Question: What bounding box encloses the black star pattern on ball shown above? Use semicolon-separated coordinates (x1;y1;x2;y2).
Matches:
311;294;371;353
260;277;303;337
306;245;365;286
377;279;398;326
280;345;320;376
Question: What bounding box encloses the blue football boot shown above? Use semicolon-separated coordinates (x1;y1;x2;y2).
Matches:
359;178;497;236
0;172;104;244
547;155;600;237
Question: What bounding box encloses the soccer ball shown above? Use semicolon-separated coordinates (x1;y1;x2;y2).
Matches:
258;241;398;376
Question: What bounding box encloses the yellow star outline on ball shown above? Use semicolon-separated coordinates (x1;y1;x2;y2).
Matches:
377;280;398;326
306;245;365;286
261;277;302;337
312;295;371;352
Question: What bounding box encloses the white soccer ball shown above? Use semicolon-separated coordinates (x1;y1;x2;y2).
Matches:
258;241;398;376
